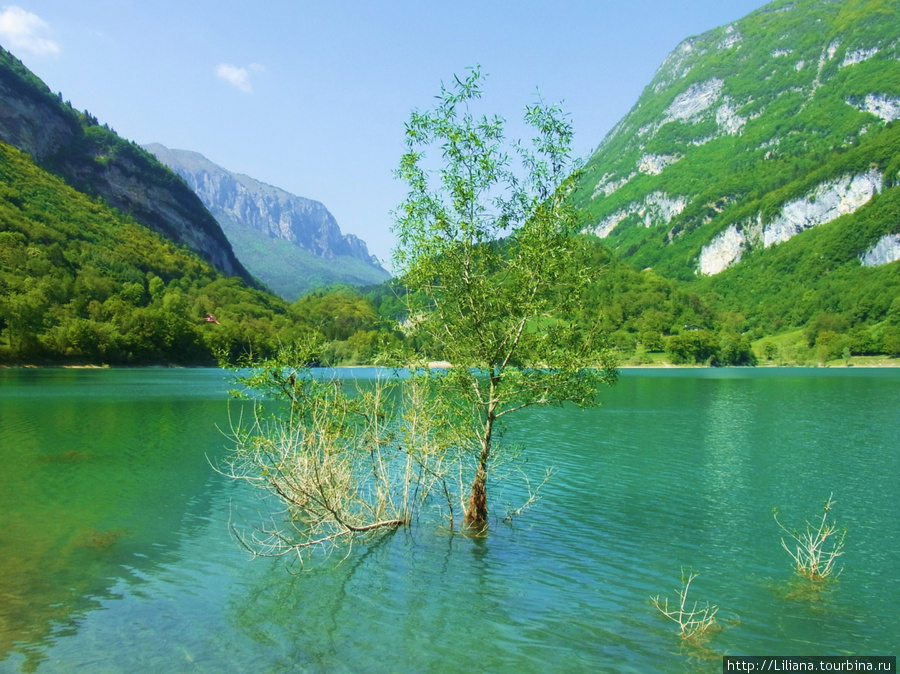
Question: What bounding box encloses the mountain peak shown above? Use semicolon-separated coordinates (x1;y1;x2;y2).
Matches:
146;143;389;299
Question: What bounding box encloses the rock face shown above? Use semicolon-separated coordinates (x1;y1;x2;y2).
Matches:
594;192;689;238
0;45;251;282
697;170;883;275
575;0;900;279
662;78;724;125
861;234;900;267
0;59;77;164
638;154;682;176
762;171;882;247
698;224;745;276
846;94;900;123
145;144;384;267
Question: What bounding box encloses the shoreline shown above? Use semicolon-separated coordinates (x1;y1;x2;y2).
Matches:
3;360;898;370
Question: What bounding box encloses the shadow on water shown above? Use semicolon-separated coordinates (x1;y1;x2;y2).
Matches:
228;532;399;671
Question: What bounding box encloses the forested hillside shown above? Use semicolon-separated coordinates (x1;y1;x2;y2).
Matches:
572;0;900;362
0;141;303;364
0;44;251;282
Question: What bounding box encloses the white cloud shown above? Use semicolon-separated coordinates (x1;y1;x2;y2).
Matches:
0;6;60;56
215;63;263;93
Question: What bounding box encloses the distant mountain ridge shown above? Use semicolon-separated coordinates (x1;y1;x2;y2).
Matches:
574;0;900;279
145;144;390;300
0;44;251;282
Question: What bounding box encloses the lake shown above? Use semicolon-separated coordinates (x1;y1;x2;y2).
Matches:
0;367;897;672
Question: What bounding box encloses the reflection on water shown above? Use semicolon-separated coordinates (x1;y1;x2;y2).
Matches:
0;367;898;672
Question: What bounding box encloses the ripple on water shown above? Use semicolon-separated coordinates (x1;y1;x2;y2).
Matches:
1;368;898;672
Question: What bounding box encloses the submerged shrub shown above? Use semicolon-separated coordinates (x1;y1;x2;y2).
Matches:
774;493;846;582
653;569;720;641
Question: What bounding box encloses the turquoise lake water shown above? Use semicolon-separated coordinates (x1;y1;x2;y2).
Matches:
0;367;897;672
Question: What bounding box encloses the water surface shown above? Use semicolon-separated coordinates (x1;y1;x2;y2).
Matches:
0;367;897;672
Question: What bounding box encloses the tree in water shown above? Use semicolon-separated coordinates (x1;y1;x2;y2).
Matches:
393;67;617;525
222;68;617;564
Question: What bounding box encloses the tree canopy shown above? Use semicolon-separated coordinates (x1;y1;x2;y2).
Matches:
393;67;617;523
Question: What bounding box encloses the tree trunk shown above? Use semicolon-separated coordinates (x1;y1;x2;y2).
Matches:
466;447;489;525
466;395;496;525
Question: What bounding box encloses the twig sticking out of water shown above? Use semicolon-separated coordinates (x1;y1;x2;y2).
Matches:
652;569;719;641
774;493;846;582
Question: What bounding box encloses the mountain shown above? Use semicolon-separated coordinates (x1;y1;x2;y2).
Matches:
0;138;316;365
0;44;252;283
573;0;900;349
577;0;900;277
144;144;390;300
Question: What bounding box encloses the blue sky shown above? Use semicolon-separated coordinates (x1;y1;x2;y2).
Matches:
2;1;771;269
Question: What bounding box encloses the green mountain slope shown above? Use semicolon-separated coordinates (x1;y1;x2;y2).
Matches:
216;213;392;300
0;141;308;365
575;0;899;278
0;44;252;283
572;0;900;357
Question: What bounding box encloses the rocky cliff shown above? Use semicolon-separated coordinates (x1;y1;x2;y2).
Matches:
0;44;251;282
575;0;900;280
145;144;389;299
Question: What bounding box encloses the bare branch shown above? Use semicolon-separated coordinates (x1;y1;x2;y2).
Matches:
652;570;719;641
774;493;846;582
